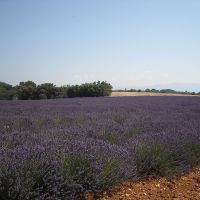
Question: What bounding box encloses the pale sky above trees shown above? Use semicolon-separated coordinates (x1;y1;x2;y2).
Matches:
0;0;200;91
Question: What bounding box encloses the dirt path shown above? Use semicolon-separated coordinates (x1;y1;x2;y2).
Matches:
102;167;200;200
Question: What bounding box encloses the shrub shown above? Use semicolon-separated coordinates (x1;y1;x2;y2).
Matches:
134;142;179;177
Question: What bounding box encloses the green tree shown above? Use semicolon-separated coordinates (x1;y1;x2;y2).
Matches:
100;81;112;96
55;86;69;98
0;82;13;100
36;83;57;99
67;85;80;98
160;89;176;93
17;81;37;100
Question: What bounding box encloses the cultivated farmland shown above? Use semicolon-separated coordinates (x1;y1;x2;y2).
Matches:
0;96;200;199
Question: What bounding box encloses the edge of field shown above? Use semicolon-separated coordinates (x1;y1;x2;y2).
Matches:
102;166;200;200
111;92;198;97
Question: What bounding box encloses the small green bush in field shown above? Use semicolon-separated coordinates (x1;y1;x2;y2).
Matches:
135;142;179;177
179;138;200;165
102;158;119;178
61;154;91;180
100;158;120;189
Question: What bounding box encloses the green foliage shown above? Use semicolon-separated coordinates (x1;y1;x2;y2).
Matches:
126;129;142;138
67;81;112;98
102;159;119;178
114;88;199;95
0;82;15;100
38;93;47;99
135;142;179;177
2;80;199;100
145;88;151;92
129;89;137;92
179;139;200;165
55;86;69;98
103;133;119;145
17;81;37;100
99;158;120;190
67;85;80;98
36;83;57;99
0;80;113;99
160;89;176;93
61;154;91;180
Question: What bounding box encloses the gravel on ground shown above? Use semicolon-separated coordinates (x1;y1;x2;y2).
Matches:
101;167;200;200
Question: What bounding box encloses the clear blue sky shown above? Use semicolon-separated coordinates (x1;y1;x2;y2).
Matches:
0;0;200;91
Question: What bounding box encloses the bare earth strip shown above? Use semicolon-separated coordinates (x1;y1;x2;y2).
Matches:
111;92;196;97
102;167;200;200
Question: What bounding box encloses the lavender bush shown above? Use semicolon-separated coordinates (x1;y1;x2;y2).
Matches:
0;96;200;199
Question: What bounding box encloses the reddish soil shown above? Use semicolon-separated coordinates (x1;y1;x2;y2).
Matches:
101;167;200;200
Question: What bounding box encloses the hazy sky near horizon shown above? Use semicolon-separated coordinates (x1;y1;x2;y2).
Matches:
0;0;200;90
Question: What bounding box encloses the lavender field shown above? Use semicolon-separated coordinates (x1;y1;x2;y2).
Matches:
0;96;200;199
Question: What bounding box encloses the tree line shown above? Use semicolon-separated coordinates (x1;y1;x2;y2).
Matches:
0;81;112;100
114;88;199;95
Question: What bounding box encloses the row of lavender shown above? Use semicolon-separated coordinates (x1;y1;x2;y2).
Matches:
0;96;200;199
